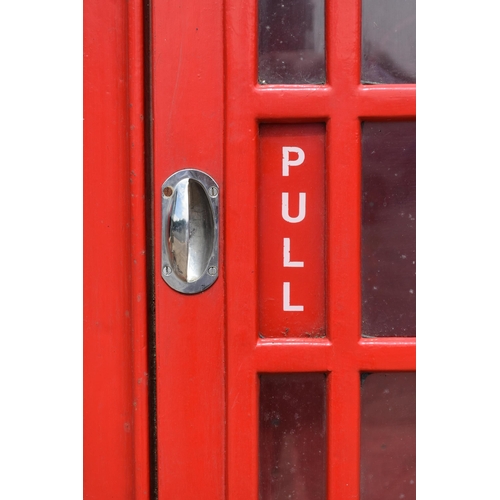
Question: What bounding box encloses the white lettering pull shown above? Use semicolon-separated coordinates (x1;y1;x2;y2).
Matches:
283;282;304;311
283;238;304;267
282;146;305;176
282;193;306;223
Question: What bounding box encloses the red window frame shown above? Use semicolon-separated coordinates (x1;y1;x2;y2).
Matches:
224;1;415;498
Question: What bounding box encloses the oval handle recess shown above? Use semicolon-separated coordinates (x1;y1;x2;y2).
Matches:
161;169;219;294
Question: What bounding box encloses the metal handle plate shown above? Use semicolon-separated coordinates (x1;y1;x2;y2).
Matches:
161;169;219;294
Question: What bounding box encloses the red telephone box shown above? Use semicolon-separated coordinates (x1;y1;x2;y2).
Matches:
84;0;415;498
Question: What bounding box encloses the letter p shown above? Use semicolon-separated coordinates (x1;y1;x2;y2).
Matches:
282;146;305;176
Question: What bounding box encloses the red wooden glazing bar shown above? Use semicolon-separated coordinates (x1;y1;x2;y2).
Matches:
327;0;361;88
151;0;226;498
328;368;362;500
255;341;334;372
254;340;416;376
253;87;333;121
326;108;363;500
240;85;416;122
225;3;260;497
84;0;149;498
358;339;416;371
357;85;416;118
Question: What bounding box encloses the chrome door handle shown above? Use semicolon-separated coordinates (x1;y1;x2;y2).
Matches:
161;169;219;294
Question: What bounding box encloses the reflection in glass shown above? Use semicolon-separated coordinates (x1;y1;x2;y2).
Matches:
362;121;415;337
362;0;416;84
259;373;326;500
258;0;325;84
361;372;416;500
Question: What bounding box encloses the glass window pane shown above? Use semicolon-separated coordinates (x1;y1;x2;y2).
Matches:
259;0;325;84
362;0;416;84
362;121;416;337
361;372;416;500
259;373;326;500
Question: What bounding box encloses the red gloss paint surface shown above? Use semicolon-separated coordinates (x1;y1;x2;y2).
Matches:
84;0;150;498
259;124;326;338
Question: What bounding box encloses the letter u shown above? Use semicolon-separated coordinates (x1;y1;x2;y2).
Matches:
282;192;306;223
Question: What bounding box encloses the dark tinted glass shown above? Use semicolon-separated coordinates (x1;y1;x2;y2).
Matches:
259;373;326;500
362;0;416;84
360;372;416;500
362;121;416;337
258;0;325;84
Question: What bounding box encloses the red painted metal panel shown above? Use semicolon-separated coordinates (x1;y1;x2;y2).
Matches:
259;124;326;338
151;0;226;498
84;0;149;498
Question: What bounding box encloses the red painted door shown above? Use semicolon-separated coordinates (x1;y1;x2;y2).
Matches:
151;0;415;498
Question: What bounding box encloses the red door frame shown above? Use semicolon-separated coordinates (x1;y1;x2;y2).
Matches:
83;0;150;498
